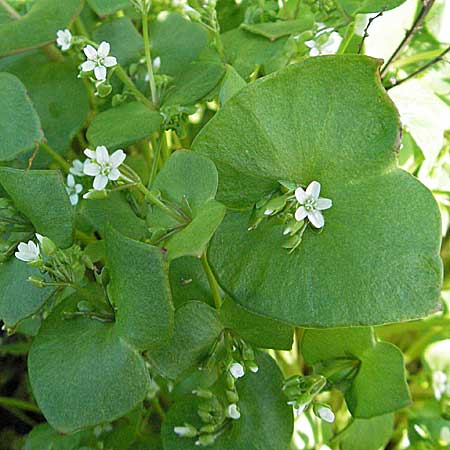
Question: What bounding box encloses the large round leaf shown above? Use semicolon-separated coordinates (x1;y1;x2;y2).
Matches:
193;55;442;327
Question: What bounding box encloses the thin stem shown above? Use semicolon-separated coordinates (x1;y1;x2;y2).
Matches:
357;10;385;54
0;0;20;19
114;65;155;110
0;396;41;414
381;0;436;78
136;182;186;223
385;45;450;89
40;142;71;172
151;397;166;420
337;21;355;54
142;13;158;105
148;135;163;189
201;252;222;309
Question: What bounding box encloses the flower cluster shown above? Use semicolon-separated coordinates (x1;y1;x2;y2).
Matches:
305;25;342;56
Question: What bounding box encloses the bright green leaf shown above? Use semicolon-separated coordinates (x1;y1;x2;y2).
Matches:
24;423;82;450
338;0;408;14
87;102;162;150
219;64;246;106
0;72;43;161
106;227;173;351
87;0;130;16
0;168;74;248
240;17;314;40
28;296;150;433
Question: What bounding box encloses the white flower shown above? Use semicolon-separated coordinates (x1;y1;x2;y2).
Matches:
305;29;342;57
69;159;85;177
440;426;450;446
174;424;197;437
294;181;332;228
83;146;126;191
15;240;40;263
56;29;72;51
317;406;335;423
226;403;241;420
432;370;448;400
66;174;83;206
81;42;117;81
229;362;245;379
153;56;161;70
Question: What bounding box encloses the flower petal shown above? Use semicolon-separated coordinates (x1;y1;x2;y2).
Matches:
94;65;107;81
17;242;28;253
110;149;126;167
75;184;83;194
306;181;321;199
96;146;109;164
295;206;307;222
103;56;117;67
69;194;79;206
308;210;324;228
93;174;108;190
97;41;110;58
83;45;97;59
15;251;30;262
295;187;307;204
83;162;100;176
67;174;75;187
84;149;96;159
316;198;332;210
81;60;95;72
108;168;121;181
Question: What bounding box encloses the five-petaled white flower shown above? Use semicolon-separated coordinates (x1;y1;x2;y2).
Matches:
69;159;85;177
81;42;117;81
83;146;126;190
432;370;448;400
226;403;241;420
56;29;72;51
66;174;83;206
229;362;245;379
294;181;332;229
15;239;40;263
317;406;335;423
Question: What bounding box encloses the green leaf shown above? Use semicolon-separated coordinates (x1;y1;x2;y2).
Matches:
161;352;293;450
106;227;173;351
0;72;43;161
219;296;293;350
336;414;394;450
193;56;442;327
346;342;411;418
338;0;407;14
4;58;89;151
151;13;209;78
219;64;246;106
166;200;226;261
24;424;82;450
79;191;148;241
147;301;223;380
87;0;130;16
0;168;74;248
87;102;162;150
0;258;53;328
0;0;83;56
240;17;314;40
93;17;144;66
28;295;150;433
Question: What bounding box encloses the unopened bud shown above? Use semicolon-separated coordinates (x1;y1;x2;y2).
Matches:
36;233;57;255
27;275;46;288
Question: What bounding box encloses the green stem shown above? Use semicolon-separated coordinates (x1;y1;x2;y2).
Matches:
42;44;64;62
337;21;355;54
74;16;90;39
395;48;446;68
0;396;41;414
40;142;71;172
151;397;166;421
114;65;155;110
0;0;20;19
201;252;222;309
142;13;158;105
148;135;163;189
136;182;186;223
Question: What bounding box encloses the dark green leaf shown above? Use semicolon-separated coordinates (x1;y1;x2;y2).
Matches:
24;424;82;450
0;72;43;161
107;227;173;350
87;102;162;149
87;0;130;16
0;168;74;248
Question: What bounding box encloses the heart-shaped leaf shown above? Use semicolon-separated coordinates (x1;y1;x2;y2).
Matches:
193;56;442;327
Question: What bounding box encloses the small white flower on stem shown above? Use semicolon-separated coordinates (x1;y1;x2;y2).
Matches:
69;159;85;177
56;29;72;51
317;406;335;423
174;423;197;437
226;403;241;420
81;42;117;81
229;362;245;379
66;174;83;206
305;29;342;57
15;240;40;263
153;56;161;70
432;370;448;400
294;181;332;229
83;146;126;191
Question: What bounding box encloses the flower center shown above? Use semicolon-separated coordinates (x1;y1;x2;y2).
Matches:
304;198;317;211
100;163;112;175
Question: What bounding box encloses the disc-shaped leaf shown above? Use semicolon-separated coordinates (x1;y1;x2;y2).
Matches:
0;168;74;248
106;227;174;351
161;352;293;450
87;102;162;150
193;56;442;327
28;296;150;433
0;0;83;56
0;72;43;161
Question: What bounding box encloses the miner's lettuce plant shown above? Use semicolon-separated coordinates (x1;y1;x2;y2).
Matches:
0;0;449;449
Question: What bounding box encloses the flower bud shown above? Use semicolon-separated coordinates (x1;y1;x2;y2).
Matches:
36;233;57;255
83;189;108;200
95;81;113;98
195;433;216;446
226;389;239;403
174;423;197;438
27;275;46;288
